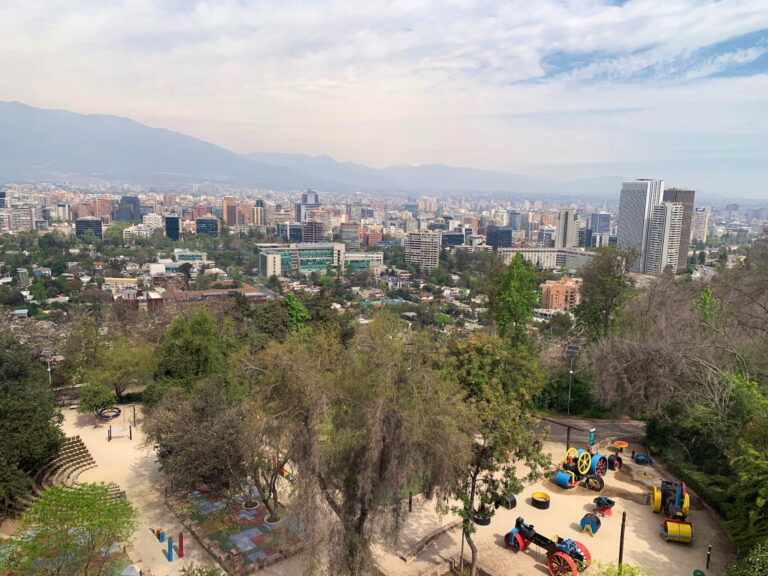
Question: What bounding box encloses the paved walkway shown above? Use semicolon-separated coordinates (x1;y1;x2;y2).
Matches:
61;407;218;576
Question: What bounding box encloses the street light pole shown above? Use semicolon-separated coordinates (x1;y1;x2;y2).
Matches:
565;345;580;416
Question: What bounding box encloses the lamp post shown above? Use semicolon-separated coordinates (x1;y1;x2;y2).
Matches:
42;348;53;388
566;345;580;416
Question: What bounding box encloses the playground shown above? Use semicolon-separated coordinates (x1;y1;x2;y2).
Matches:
29;408;735;576
374;422;736;576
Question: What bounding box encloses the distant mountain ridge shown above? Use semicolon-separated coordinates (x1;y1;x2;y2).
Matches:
0;101;628;198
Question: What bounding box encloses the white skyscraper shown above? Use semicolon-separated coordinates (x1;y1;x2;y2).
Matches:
691;208;710;243
617;179;664;272
555;207;578;249
645;202;684;275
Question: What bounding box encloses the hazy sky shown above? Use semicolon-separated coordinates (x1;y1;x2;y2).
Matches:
1;1;767;194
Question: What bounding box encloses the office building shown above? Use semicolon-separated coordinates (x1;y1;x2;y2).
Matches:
0;190;5;209
75;217;103;239
114;196;141;222
590;212;612;235
662;188;695;272
405;231;441;272
344;252;384;273
645;202;684;276
303;221;326;243
486;226;516;249
256;243;345;275
296;190;321;222
691;208;709;243
222;197;238;227
556;207;579;249
195;216;220;238
339;223;361;249
617;179;664;272
165;215;181;241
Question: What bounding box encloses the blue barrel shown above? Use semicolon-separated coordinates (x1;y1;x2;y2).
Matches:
580;513;601;535
556;470;576;488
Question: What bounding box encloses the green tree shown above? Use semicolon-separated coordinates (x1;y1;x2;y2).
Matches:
284;293;311;332
449;333;548;576
179;564;225;576
489;252;538;343
83;337;157;400
0;483;139;576
575;246;636;341
251;314;470;575
0;335;63;512
147;308;228;403
78;382;117;416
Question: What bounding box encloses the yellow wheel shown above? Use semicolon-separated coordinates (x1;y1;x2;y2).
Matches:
651;486;662;513
682;492;690;516
577;452;592;476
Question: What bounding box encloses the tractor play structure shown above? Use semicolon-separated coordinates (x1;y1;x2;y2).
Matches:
554;447;621;492
505;516;592;575
651;480;694;543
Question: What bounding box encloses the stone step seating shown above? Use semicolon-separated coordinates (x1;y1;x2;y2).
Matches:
10;436;125;514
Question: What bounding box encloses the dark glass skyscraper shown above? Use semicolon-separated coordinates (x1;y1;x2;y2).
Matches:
165;215;180;241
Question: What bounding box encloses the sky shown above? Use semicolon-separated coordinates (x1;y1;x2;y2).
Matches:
1;0;767;196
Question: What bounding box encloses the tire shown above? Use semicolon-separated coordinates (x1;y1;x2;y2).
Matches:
608;455;623;471
572;540;592;571
548;551;578;576
532;492;551;510
585;475;605;492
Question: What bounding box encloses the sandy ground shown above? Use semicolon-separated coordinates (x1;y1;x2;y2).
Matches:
373;439;735;576
4;410;734;576
60;406;219;576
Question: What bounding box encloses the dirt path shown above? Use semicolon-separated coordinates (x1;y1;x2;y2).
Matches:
61;407;219;576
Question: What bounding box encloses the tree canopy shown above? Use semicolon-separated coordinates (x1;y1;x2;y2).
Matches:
0;335;63;512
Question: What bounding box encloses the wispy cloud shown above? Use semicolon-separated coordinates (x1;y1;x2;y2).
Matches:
0;0;766;193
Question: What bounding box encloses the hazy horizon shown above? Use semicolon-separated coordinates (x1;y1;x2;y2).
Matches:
1;1;766;197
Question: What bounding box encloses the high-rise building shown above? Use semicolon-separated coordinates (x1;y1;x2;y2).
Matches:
165;215;181;241
589;212;612;235
222;196;238;227
296;190;321;222
0;190;5;209
486;225;516;249
662;188;695;272
556;207;578;249
691;208;710;243
75;217;104;239
195;216;220;238
303;221;326;243
339;223;360;249
405;231;441;272
645;202;683;276
617;179;664;272
114;196;141;222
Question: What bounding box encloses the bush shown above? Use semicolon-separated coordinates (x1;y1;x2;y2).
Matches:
722;543;768;576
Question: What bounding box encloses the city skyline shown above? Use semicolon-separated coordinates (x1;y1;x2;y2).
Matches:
0;1;766;198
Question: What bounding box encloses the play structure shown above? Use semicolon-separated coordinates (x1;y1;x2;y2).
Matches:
97;407;121;420
554;448;617;492
651;480;693;543
505;516;591;575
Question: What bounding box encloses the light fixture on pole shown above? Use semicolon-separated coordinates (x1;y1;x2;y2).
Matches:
566;345;580;416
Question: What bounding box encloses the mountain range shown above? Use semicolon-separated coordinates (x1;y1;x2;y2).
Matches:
0;101;627;199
